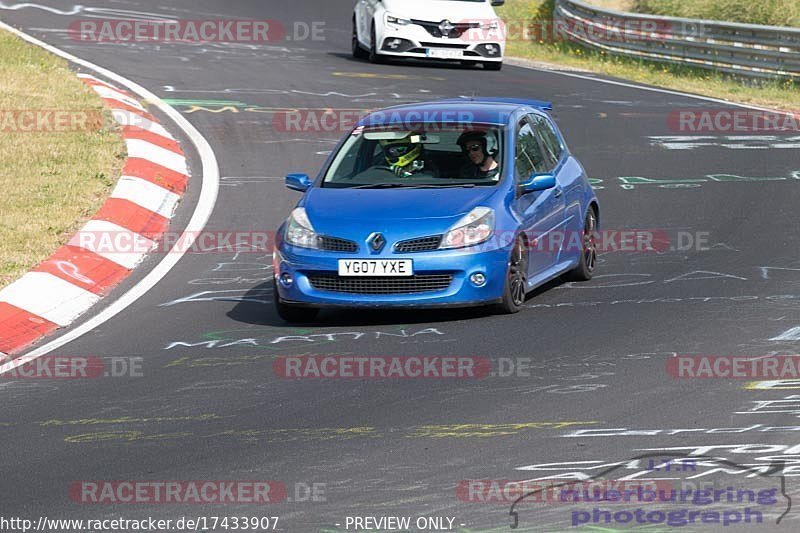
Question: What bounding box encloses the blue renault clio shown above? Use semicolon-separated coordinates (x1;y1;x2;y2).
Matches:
273;98;599;322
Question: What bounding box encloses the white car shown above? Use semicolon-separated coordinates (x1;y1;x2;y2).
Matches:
353;0;506;70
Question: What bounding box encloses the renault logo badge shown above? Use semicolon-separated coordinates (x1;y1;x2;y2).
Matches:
439;20;455;37
367;232;386;253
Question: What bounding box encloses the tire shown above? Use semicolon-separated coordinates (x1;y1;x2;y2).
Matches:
565;208;598;282
495;237;528;314
369;24;383;63
273;279;319;323
484;61;503;71
352;18;368;59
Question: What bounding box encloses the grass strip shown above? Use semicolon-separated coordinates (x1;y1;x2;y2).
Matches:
0;29;125;289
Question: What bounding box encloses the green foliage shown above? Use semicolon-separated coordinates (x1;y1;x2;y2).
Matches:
633;0;800;27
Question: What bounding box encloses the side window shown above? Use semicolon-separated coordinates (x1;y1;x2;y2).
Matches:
515;120;546;182
531;114;563;168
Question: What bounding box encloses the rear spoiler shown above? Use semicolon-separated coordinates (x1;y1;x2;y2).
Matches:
436;97;553;111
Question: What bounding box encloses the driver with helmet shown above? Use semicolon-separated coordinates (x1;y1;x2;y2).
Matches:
457;130;501;180
380;134;440;178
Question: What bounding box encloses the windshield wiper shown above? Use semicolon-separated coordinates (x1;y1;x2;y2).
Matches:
402;184;477;189
347;183;418;189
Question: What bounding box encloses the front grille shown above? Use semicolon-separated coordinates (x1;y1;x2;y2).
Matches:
394;235;442;253
318;236;358;253
307;274;453;295
420;42;470;50
412;19;479;39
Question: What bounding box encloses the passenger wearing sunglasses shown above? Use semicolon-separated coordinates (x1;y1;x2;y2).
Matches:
457;130;500;180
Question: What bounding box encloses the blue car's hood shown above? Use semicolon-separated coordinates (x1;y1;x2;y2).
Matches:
302;186;500;238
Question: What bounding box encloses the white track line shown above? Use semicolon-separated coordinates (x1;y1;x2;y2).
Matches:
0;20;219;371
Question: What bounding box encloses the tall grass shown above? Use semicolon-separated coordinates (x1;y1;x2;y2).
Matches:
632;0;800;27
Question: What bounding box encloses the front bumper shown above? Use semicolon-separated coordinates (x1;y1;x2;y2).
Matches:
378;23;504;62
274;242;510;309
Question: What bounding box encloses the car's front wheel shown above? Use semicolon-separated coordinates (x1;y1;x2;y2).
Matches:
273;279;319;323
352;18;368;59
565;208;598;281
369;24;383;63
496;237;528;314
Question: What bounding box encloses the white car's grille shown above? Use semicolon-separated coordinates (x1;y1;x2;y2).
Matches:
410;19;479;39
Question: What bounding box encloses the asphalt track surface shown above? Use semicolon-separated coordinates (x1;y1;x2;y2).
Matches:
2;1;800;532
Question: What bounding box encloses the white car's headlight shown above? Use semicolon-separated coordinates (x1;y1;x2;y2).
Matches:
386;13;412;26
480;21;500;31
440;207;495;250
285;207;319;249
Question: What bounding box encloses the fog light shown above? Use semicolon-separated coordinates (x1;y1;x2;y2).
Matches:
470;273;487;287
486;44;498;55
280;272;294;287
388;38;402;49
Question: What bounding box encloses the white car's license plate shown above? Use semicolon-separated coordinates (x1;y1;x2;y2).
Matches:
426;48;462;59
338;259;413;277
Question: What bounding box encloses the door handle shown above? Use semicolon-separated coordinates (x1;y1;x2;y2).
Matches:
553;187;563;198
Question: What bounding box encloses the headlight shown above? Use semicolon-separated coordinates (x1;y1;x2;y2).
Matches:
480;21;500;30
440;207;495;250
386;13;412;26
285;207;319;249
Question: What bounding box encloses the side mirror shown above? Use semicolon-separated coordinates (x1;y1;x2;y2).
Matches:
286;173;313;192
520;173;555;194
491;0;505;6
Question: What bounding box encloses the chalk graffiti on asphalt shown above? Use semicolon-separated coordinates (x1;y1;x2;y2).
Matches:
649;136;800;151
0;2;178;20
561;425;800;438
163;326;448;351
591;170;799;190
62;421;598;445
736;395;800;416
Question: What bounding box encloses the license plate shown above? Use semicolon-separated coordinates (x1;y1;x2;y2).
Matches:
338;259;413;277
426;48;462;59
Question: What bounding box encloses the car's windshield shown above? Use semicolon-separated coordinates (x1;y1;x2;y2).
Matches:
322;125;504;189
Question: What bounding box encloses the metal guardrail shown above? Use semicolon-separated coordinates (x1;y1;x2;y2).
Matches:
554;0;800;79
